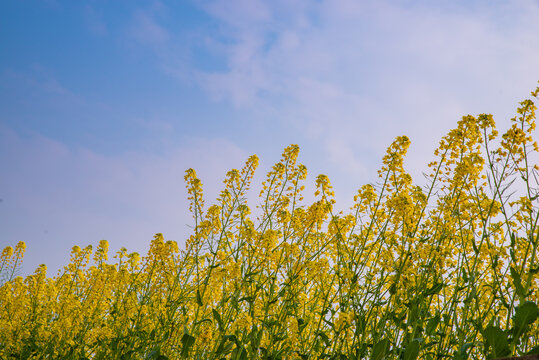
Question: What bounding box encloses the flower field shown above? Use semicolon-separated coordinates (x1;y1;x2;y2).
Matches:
2;85;539;359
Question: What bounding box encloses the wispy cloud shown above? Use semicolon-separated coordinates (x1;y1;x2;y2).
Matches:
83;5;107;36
200;0;273;28
127;8;170;46
0;126;250;276
0;66;89;134
187;0;539;188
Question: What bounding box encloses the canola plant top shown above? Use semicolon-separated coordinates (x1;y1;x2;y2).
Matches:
1;85;539;359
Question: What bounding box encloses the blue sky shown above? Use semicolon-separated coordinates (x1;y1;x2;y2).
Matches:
2;0;539;276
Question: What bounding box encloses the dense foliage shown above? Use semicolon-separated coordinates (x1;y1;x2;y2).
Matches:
2;85;539;359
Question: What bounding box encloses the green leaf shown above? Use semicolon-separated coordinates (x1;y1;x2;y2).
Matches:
297;318;307;334
355;314;366;336
403;339;420;360
472;239;479;254
212;308;224;331
180;333;196;358
512;301;539;339
194;318;212;326
463;288;477;305
316;331;331;347
483;325;510;358
231;347;247;360
376;317;388;332
390;311;407;330
249;325;262;349
454;342;476;360
238;296;256;303
223;334;238;345
355;343;369;359
426;314;440;336
272;331;288;342
510;266;526;302
442;313;451;324
322;317;336;330
526;344;539;355
214;335;235;358
371;338;389;360
196;289;203;306
510;248;517;262
492;255;499;269
424;282;444;296
240;347;248;360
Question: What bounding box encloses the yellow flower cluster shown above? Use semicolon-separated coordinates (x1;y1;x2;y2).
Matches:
1;83;539;359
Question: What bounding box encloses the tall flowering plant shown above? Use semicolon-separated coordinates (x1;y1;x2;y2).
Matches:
1;84;539;359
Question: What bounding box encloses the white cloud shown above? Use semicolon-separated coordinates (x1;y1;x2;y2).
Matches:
188;0;539;190
0;127;250;277
128;9;170;46
199;0;272;28
2;66;85;108
83;5;107;36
